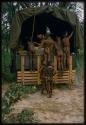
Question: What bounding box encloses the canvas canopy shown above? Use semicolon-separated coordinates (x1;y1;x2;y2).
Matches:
9;6;82;50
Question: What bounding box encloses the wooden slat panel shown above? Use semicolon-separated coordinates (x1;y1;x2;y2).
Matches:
54;80;75;83
17;79;75;83
56;76;69;78
17;78;38;81
54;76;74;78
17;76;75;79
56;72;75;75
17;71;38;74
54;79;71;81
17;79;73;82
56;70;75;73
17;70;75;84
54;75;69;78
55;76;75;79
23;83;38;85
17;73;75;77
54;79;75;82
17;77;75;80
20;75;75;78
54;81;75;84
17;70;75;74
17;77;38;80
17;79;38;83
56;74;69;76
56;74;70;76
54;76;75;79
56;73;75;76
17;74;38;77
17;75;38;78
17;81;38;83
54;78;75;81
54;81;69;83
17;80;75;84
17;73;38;75
56;75;74;77
24;73;38;75
17;71;75;75
17;79;38;81
17;82;36;84
17;81;38;84
18;82;38;85
17;75;38;77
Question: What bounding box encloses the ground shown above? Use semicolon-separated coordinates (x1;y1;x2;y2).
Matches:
2;81;84;123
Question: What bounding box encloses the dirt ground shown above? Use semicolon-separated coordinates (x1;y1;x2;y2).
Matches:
2;78;84;123
9;83;84;123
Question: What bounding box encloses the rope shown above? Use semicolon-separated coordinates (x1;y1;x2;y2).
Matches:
31;15;35;71
31;15;35;42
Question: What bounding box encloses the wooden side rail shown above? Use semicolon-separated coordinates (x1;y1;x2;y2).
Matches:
19;50;27;85
17;51;75;86
17;50;41;85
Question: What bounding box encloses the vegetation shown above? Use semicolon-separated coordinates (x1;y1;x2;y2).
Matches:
2;108;39;123
2;83;38;106
2;83;38;123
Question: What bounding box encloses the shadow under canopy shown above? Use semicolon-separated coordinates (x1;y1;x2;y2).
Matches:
9;7;82;52
20;12;75;53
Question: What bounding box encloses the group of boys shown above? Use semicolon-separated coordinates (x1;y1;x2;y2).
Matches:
27;29;73;97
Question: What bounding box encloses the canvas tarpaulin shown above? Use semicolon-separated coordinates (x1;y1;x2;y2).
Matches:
9;6;82;50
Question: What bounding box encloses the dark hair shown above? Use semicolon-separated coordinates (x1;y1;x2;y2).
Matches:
47;61;52;66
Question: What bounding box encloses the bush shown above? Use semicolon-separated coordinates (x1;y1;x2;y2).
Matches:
2;83;38;123
2;83;38;106
2;108;39;123
2;72;16;82
8;108;39;123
